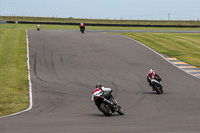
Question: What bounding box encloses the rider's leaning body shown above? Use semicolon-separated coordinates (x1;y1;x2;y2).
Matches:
92;83;112;101
147;69;162;87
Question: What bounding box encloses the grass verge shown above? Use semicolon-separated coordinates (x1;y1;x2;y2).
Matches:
120;32;200;68
0;24;29;116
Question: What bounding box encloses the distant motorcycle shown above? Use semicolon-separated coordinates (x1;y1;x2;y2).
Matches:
79;23;85;34
151;79;163;94
92;91;124;116
37;25;40;31
147;69;163;94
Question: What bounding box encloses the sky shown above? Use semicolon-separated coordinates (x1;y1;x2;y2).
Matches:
0;0;200;20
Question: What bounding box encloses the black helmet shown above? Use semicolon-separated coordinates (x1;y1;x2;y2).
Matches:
96;83;102;89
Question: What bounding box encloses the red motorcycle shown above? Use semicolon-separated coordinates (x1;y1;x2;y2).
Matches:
79;23;85;33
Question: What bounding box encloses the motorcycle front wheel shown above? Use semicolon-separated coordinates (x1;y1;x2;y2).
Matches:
81;27;84;33
117;106;124;115
154;84;163;94
100;103;112;116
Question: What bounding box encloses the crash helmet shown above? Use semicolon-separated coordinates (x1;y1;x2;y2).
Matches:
96;83;102;89
80;22;84;26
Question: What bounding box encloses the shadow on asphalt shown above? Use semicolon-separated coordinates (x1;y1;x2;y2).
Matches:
89;113;122;117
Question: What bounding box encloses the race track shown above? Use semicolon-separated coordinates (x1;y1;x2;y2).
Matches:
0;31;200;133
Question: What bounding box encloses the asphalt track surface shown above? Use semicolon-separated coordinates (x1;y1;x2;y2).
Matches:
1;31;200;133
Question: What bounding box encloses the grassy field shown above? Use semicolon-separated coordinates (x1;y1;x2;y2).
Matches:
1;16;200;26
120;33;200;68
0;22;200;116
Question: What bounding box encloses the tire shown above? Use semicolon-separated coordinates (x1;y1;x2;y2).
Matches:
117;106;124;115
160;86;164;93
154;84;161;94
81;27;84;33
100;103;112;116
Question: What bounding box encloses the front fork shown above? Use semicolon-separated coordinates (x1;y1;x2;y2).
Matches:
103;97;119;111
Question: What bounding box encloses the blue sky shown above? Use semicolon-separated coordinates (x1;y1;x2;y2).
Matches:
0;0;200;20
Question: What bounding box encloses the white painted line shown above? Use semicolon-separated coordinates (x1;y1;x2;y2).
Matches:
120;35;200;80
0;30;33;118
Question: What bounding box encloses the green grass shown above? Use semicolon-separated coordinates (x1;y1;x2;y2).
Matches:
0;24;29;116
120;33;200;68
0;22;200;116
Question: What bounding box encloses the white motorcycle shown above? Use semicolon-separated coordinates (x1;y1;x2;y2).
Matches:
37;26;40;31
151;79;163;94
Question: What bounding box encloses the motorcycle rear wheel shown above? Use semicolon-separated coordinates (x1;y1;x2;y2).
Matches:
100;103;112;116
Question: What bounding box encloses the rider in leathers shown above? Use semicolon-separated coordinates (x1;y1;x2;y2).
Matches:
79;22;85;31
147;69;162;88
37;24;40;30
92;83;118;110
92;83;113;101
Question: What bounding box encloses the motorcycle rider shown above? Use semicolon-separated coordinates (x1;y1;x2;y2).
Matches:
92;83;113;101
147;69;162;87
92;83;118;109
79;22;85;31
37;24;40;31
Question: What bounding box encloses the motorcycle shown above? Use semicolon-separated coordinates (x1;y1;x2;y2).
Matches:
92;91;124;116
37;26;40;31
80;26;85;33
151;79;163;94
